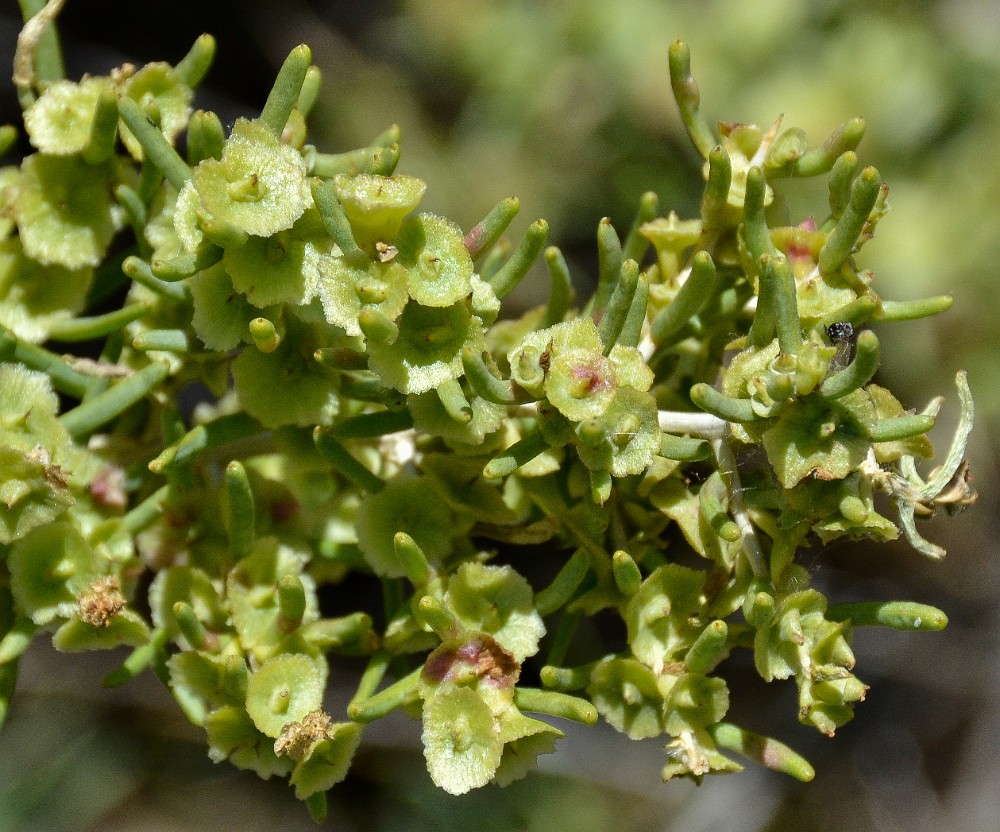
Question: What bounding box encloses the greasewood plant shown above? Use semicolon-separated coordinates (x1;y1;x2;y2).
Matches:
0;2;976;822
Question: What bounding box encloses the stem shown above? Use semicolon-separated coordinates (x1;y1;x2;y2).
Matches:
115;185;149;244
102;629;170;687
712;435;767;579
348;652;391;710
545;608;583;669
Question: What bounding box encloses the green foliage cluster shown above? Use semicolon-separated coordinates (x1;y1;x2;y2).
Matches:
0;3;975;822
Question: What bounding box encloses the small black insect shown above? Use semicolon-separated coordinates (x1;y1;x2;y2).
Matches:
825;321;855;345
825;321;858;368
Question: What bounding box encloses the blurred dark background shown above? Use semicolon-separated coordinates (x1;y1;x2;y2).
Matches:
1;1;997;830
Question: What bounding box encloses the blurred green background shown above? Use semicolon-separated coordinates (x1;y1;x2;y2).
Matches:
1;0;997;829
